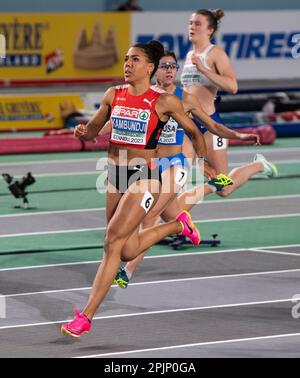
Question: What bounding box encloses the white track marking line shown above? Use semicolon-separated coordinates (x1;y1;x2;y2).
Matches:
4;267;300;298
249;248;300;257
0;171;103;180
1;194;299;218
24;159;300;178
33;171;101;178
199;213;300;223
0;208;106;218
0;213;299;238
0;298;293;331
75;332;300;358
228;147;300;154
0;248;245;271
0;227;102;238
1;244;300;272
202;194;300;204
0;159;298;179
272;159;300;164
256;243;300;249
229;159;300;166
0;146;298;167
0;260;102;272
0;158;98;167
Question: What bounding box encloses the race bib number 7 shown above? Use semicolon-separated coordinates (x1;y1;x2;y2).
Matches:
175;168;188;187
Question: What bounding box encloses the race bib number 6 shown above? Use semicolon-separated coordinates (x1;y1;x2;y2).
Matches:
140;191;154;213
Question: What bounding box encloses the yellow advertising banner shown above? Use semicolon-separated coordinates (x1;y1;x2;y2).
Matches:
0;13;130;83
0;94;84;130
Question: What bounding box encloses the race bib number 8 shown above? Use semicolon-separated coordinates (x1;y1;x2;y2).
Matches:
140;191;154;213
213;135;227;150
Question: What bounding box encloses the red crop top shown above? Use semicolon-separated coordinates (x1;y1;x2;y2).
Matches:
110;85;167;149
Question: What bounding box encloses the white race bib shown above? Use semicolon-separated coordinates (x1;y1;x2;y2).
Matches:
213;135;227;150
175;168;188;187
140;191;154;213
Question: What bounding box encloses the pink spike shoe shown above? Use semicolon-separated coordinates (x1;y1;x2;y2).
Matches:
177;211;201;246
61;308;91;338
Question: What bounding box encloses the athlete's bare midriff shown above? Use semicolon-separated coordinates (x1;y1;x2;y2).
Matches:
184;85;217;115
108;143;158;166
157;144;182;158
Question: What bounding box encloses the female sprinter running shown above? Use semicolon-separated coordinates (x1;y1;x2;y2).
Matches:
114;50;260;288
180;9;277;204
61;41;210;338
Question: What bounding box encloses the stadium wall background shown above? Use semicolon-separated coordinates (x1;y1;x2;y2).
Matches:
0;0;300;12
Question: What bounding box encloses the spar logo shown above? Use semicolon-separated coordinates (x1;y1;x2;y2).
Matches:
139;110;149;121
112;106;139;119
112;106;150;121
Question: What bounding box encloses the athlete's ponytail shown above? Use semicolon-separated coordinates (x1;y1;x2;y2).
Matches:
134;40;164;78
195;9;225;38
211;9;225;22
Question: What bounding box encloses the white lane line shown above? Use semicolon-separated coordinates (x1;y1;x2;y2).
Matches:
0;248;246;271
0;259;102;272
4;267;300;298
0;298;293;331
1;163;298;181
76;332;300;358
0;146;298;167
0;158;98;167
0;159;298;180
0;227;102;238
32;171;101;178
267;159;300;164
0;208;106;218
0;213;299;238
253;243;300;249
0;171;103;180
203;194;300;204
1;243;300;272
249;248;300;257
228;147;300;154
199;213;300;223
229;159;300;166
1;194;299;219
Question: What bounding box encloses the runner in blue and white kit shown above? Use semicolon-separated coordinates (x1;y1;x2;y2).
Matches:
179;9;278;208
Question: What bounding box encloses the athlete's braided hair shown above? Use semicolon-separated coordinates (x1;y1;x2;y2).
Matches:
133;40;165;78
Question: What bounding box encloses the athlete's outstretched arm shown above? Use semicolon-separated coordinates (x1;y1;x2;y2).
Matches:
157;93;207;158
74;87;115;141
157;93;216;179
185;93;260;144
